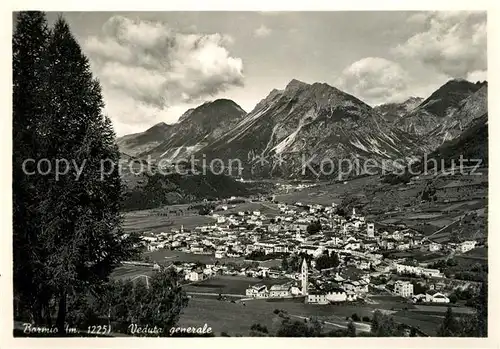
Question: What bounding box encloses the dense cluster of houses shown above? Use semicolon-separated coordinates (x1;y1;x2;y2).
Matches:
135;199;480;306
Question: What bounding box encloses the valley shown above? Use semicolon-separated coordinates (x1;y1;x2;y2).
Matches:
114;75;488;337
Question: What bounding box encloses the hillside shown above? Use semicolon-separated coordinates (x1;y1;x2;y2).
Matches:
141;99;247;161
423;113;488;171
118;78;487;181
117;122;172;157
426;85;487;149
395;80;485;136
121;172;253;211
374;97;423;123
383;112;488;184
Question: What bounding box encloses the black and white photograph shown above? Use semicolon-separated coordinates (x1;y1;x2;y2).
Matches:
8;8;491;340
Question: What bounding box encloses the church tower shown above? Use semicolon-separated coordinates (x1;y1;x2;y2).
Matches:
301;258;308;295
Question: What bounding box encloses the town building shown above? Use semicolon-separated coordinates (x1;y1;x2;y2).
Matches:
306;292;329;304
326;288;348;302
429;242;442;252
460;240;477;253
425;291;450;303
245;284;269;298
185;271;205;282
367;223;375;237
269;284;292;298
394;280;414;297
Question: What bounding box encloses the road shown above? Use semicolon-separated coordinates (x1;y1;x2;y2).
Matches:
259;202;281;212
186;291;246;298
289;314;371;333
422;217;462;243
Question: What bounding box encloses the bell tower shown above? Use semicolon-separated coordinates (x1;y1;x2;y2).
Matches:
301;258;308;295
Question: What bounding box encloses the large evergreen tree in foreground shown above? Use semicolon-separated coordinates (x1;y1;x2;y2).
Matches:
12;12;180;335
39;17;140;333
12;10;51;325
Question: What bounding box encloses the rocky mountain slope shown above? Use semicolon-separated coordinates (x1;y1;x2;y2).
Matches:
425;112;488;171
384;112;488;184
395;79;485;136
139;99;247;161
117;122;172;157
197;79;425;178
426;84;487;149
374;97;423;123
118;78;487;180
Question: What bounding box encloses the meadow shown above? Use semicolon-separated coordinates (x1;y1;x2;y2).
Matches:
183;275;291;295
123;208;214;233
177;292;452;336
143;249;248;265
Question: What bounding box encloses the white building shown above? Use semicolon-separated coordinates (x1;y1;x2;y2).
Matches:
395;263;419;275
146;244;159;252
245;284;269;298
325;289;348;302
429;242;442;252
269;284;291;298
273;244;289;253
330;236;343;246
367;223;375;237
425;291;450;303
299;245;324;258
460;240;477;253
307;292;329;304
395;264;442;278
420;268;442;278
394;280;414;297
344;242;361;250
396;242;410;251
185;271;204;282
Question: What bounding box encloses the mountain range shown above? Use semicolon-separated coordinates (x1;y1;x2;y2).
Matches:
117;78;488;179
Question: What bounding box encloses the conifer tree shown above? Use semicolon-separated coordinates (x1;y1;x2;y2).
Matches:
12;10;51;324
39;17;140;333
370;310;381;335
12;13;140;333
347;320;356;337
438;307;458;336
475;280;487;337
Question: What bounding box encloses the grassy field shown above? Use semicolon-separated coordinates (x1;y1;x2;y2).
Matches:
258;259;282;268
180;277;430;336
110;265;156;281
108;268;450;336
178;297;372;335
143;249;245;265
123;209;214;233
183;275;291;295
178;293;448;336
411;305;475;314
220;201;281;216
271;177;380;207
462;247;487;259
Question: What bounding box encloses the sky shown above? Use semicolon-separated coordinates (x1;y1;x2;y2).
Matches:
45;11;487;136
